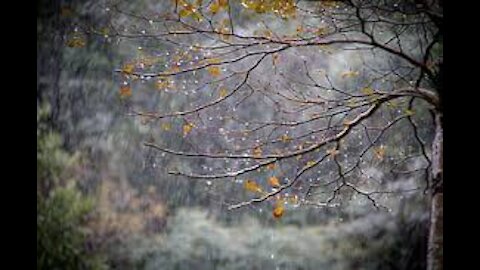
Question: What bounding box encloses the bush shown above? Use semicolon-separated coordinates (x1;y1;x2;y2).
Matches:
37;103;107;270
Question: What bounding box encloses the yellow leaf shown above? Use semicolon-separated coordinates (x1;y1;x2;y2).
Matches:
272;205;284;219
119;85;132;98
373;145;386;160
169;66;181;73
179;8;192;18
341;70;359;78
386;101;398;108
296;25;303;33
263;30;273;38
322;0;340;8
156;78;173;90
161;122;172;131
209;2;220;14
272;53;280;65
268;176;281;188
206;58;221;64
207;66;221;76
289;194;299;205
244;179;263;193
281;134;292;143
183;123;194;136
253;147;262;158
306;160;316;167
361;87;375;95
219;88;228;98
191;11;203;21
316;27;328;36
66;36;86;48
122;63;135;74
405;109;415;116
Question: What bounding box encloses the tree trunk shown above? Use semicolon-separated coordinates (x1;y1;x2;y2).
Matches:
427;112;443;270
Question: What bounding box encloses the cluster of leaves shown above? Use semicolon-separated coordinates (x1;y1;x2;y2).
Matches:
241;0;296;18
37;104;107;270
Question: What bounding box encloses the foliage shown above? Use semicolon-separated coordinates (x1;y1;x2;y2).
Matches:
37;103;107;270
104;207;426;270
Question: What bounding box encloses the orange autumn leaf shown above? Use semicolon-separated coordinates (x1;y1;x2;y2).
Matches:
272;205;284;219
122;63;135;74
244;179;263;193
66;36;86;48
218;0;228;8
119;85;132;98
373;145;386;160
183;123;195;136
207;66;221;76
268;176;281;188
253;147;262;158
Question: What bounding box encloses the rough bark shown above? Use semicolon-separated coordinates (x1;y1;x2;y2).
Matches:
427;112;443;270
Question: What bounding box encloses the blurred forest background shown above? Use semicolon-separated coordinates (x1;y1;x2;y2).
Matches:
37;0;437;269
